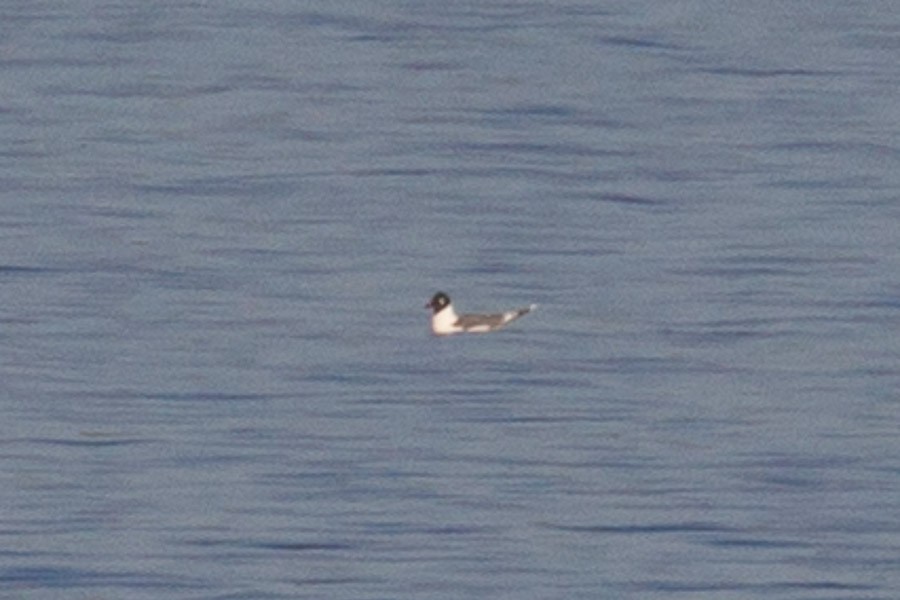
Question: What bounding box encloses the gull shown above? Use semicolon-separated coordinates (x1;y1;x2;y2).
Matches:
426;291;536;336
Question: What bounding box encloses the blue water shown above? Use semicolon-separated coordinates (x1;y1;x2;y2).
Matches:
2;2;899;598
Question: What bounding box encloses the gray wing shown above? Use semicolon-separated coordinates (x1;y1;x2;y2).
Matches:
455;313;507;330
456;305;534;331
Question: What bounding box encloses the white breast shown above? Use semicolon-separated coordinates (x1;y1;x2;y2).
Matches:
431;306;461;335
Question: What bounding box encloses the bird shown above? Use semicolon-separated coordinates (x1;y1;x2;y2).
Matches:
425;291;536;336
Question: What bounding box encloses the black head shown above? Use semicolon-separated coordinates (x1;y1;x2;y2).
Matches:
426;291;451;313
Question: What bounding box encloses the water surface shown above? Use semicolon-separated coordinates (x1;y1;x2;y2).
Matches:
2;2;899;598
